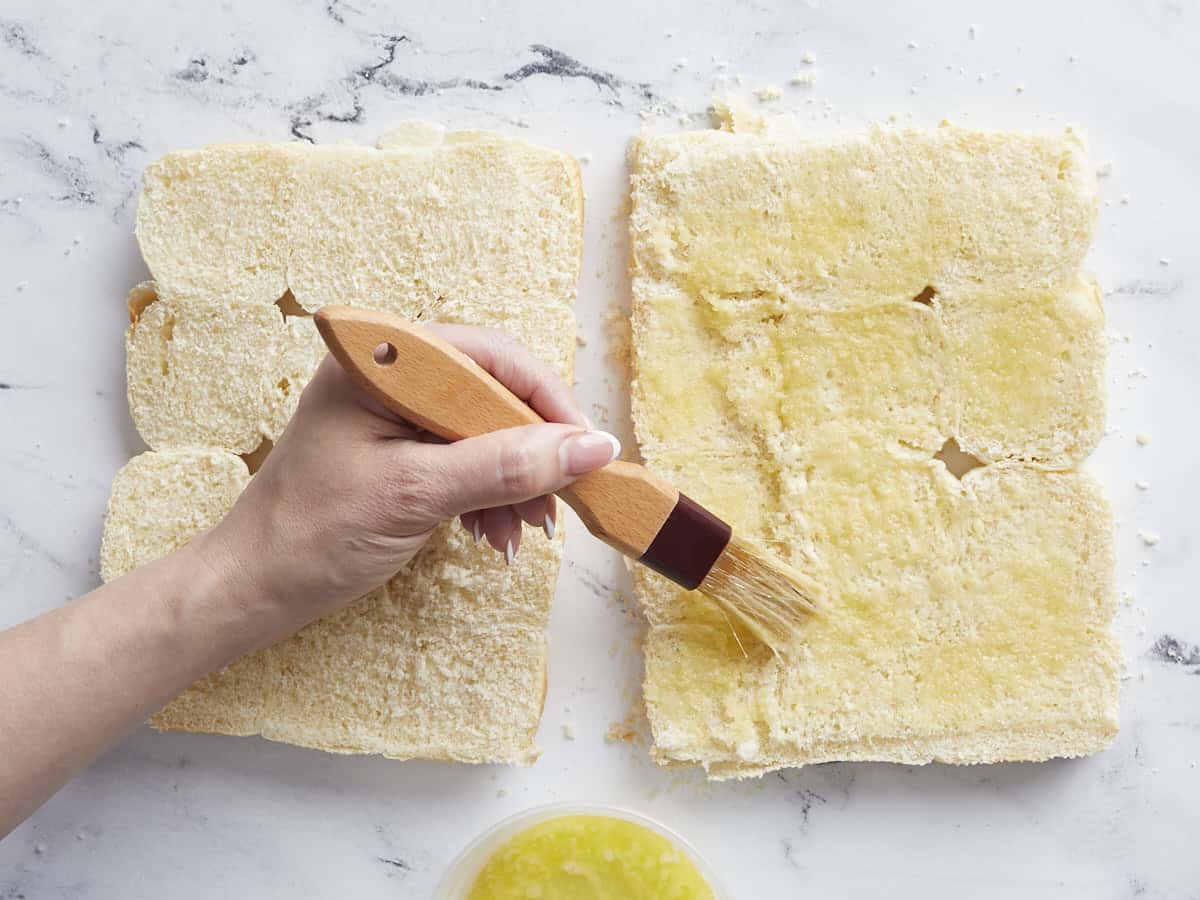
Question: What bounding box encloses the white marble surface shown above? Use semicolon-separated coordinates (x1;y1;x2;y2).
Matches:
1;0;1197;896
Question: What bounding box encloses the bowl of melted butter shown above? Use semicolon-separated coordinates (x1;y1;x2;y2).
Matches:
435;804;726;899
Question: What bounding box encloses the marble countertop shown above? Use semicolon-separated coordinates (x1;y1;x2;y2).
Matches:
1;0;1197;896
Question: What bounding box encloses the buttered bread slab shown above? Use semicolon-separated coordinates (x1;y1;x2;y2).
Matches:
629;112;1116;778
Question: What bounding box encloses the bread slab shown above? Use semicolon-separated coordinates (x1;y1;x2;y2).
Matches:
136;125;582;325
629;123;1118;777
104;124;583;764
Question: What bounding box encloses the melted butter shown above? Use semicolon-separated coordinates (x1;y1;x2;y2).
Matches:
465;815;715;900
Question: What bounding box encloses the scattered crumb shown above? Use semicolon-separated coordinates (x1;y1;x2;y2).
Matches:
56;116;69;128
1139;532;1160;546
909;86;919;95
735;73;744;85
907;40;919;49
562;723;577;741
1068;53;1079;63
801;50;817;64
673;58;688;72
968;24;978;39
1096;161;1113;177
15;280;28;292
1159;257;1171;266
789;71;816;87
870;66;879;77
1016;84;1026;94
496;788;508;798
1135;480;1149;491
34;842;47;855
754;85;782;102
1135;432;1151;446
578;153;592;165
606;723;637;743
575;333;587;348
714;59;728;69
1120;194;1131;205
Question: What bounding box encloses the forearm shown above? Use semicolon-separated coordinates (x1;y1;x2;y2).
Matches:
0;532;266;837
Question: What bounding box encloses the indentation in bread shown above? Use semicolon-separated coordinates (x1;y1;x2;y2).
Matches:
630;123;1117;777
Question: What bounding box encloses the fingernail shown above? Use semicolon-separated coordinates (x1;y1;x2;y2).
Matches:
543;510;556;540
560;430;621;476
472;519;482;544
505;536;515;566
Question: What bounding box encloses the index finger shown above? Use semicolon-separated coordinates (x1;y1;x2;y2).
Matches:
425;323;588;428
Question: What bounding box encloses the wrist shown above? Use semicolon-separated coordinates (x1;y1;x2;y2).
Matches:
180;523;286;656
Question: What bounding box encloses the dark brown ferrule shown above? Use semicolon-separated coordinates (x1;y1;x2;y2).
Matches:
638;493;732;590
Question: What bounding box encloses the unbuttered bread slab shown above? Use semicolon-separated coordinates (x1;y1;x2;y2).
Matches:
101;124;582;764
629;122;1119;778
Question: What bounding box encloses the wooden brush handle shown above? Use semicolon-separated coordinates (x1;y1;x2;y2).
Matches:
313;305;678;558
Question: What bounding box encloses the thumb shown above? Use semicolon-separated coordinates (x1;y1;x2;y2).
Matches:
412;424;621;518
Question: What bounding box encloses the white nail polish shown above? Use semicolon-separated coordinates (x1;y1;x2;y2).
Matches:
473;519;482;544
543;511;556;540
505;537;515;566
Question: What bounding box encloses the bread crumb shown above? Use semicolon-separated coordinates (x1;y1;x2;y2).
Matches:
790;71;816;87
673;58;688;72
1016;84;1026;94
1135;480;1149;491
714;59;728;69
575;333;587;348
870;66;878;77
801;51;817;64
1096;161;1113;177
15;280;28;292
1120;194;1130;205
562;723;576;740
1135;432;1151;446
907;40;919;49
754;85;782;102
578;153;592;165
910;86;919;95
496;788;508;798
735;73;744;85
1068;53;1079;63
34;842;47;855
968;24;978;39
1139;532;1160;546
605;721;638;744
56;116;69;128
1158;257;1170;266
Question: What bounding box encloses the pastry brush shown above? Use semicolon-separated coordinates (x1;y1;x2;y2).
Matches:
313;306;819;653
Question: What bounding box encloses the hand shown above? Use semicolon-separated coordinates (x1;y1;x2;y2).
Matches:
195;324;620;647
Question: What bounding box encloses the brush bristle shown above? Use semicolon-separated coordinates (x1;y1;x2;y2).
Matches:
699;535;821;655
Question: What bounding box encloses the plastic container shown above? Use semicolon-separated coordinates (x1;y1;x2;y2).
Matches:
434;803;727;899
